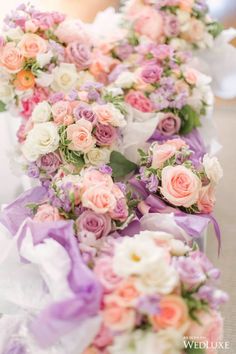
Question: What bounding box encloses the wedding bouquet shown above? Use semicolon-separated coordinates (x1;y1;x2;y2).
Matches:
121;0;223;50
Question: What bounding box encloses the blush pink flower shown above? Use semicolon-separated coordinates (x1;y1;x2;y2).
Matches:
111;278;140;307
103;301;136;331
82;186;116;214
34;204;63;222
183;68;198;85
93;325;113;349
134;7;164;41
0;42;24;73
66;119;95;152
161;165;201;208
76;210;112;239
52;100;74;125
165;138;187;150
18;33;48;58
197;184;216;214
66;42;92;70
157;113;181;136
54;20;90;44
151;142;177;169
125;90;154;113
109;198;129;222
94;257;123;291
82;169;114;190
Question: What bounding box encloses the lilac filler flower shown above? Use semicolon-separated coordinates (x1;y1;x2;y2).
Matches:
146;173;159;193
27;163;40;178
76;210;112;239
73;104;97;124
138;295;161;315
197;286;229;309
172;256;207;286
141;64;163;84
99;165;113;175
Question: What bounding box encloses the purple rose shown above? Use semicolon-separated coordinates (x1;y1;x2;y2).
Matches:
157;112;181;136
27;163;40;178
95;123;117;146
109;198;129;222
37;152;61;174
114;43;133;60
141;64;163;84
73;104;97;124
173;256;206;286
66;42;92;70
164;14;180;37
76;210;112;239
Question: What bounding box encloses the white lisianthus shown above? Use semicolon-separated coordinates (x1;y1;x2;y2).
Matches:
108;331;144;354
31;101;52;123
115;71;136;89
109;104;126;127
0;81;14;104
51;63;79;93
203;154;223;184
169;38;188;51
3;26;24;41
156;329;183;354
22;122;59;161
113;234;168;277
84;148;111;166
36;50;53;68
169;239;190;256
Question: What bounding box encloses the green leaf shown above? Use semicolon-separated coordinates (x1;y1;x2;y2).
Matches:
207;21;224;38
185;343;206;354
0;101;6;112
109;151;137;178
179;105;201;135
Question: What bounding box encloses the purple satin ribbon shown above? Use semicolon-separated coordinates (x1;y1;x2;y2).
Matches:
130;177;221;254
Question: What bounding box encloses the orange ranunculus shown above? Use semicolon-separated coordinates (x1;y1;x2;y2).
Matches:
14;70;35;91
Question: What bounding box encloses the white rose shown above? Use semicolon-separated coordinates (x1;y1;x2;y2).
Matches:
51;63;78;93
109;331;144;354
187;87;203;112
36;50;53;68
77;71;95;87
84;147;111;166
3;26;24;41
156;329;183;354
135;261;179;295
169;239;190;256
35;72;53;87
177;10;191;31
0;81;14;104
115;71;136;89
22;122;59;161
169;38;189;50
203;154;223;184
31;101;52;123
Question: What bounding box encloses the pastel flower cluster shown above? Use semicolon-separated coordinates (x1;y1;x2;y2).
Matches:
85;230;228;354
0;3;94;117
110;42;213;136
20;87;126;179
122;0;223;50
32;167;132;260
137;138;223;213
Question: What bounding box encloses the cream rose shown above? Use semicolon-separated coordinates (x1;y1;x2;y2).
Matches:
22;122;59;161
84;148;111;166
0;81;14;104
31;101;52;123
203;154;223;185
51;63;79;93
161;165;201;208
114;71;136;89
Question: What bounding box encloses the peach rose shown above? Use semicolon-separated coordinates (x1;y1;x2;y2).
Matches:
94;105;113;125
165;138;187;150
52;100;74;125
151;295;189;331
182;19;205;43
134;7;164;41
34;204;63;222
54;20;90;44
197;184;216;214
178;0;194;12
82;186;116;214
183;68;198;85
0;43;24;73
18;33;47;58
14;70;35;91
103;301;136;331
83;347;100;354
82;169;113;191
94;257;123;291
187;311;223;354
151;143;177;169
66;119;95;152
161;165;201;208
111;278;140;307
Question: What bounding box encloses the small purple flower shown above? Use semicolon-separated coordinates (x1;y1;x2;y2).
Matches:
146;173;159;193
48;92;65;104
173;256;206;286
138;295;161;315
116;182;127;194
74;104;97;124
67;89;78;101
197;285;229;309
27;163;40;178
99;165;113;175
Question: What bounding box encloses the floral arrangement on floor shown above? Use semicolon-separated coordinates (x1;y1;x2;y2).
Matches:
0;2;228;354
121;0;223;50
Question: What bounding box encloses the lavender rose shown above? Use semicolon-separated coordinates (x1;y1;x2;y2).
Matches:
76;210;112;239
66;42;92;70
157;112;181;136
109;198;129;222
73;104;97;124
36;152;61;174
164;14;180;37
95;123;117;146
114;43;133;60
173;256;206;286
141;64;163;84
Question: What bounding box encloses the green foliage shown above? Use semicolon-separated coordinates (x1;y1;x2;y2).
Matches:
207;22;224;38
103;92;127;115
182;285;209;322
185;343;206;354
109;151;137;178
59;125;85;168
0;101;6;112
179;105;201;135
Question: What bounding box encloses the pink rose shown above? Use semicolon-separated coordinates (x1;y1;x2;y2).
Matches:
66;42;92;70
187;311;223;354
0;43;24;73
94;124;117;146
94;257;123;291
76;210;112;239
151;142;177;169
125;90;154;113
103;301;135;331
82;169;114;190
54;20;90;44
111;279;140;307
165;138;187;150
18;33;47;58
34;204;62;222
93;325;113;349
140;64;163;84
157;112;181;136
109;198;129;222
197;184;216;214
94;105;114;126
52;100;74;125
66;119;95;152
134;7;164;41
182;19;205;43
183;68;198;85
82;186;116;214
161;165;201;207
